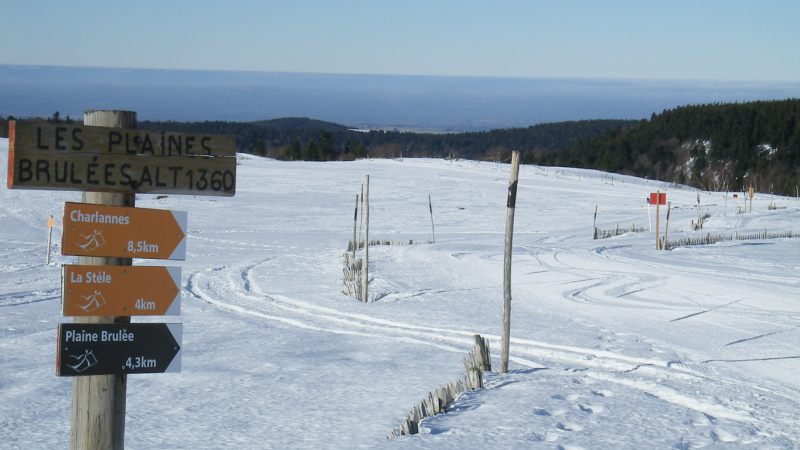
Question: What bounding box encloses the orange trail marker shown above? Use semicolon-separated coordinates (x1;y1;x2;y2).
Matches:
62;265;181;316
62;202;187;260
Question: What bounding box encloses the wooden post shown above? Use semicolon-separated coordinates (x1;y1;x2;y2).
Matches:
724;192;728;216
655;190;661;250
70;110;136;450
46;215;54;265
696;191;701;228
593;205;598;239
664;201;671;250
358;184;364;241
352;194;358;259
428;194;436;244
361;175;369;302
500;151;520;373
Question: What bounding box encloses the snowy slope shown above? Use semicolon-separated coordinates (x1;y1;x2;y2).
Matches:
1;138;799;449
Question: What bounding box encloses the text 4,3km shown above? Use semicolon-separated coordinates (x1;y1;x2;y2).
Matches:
123;356;157;370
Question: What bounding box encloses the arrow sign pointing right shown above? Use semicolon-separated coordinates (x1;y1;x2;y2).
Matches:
62;202;187;260
62;265;181;316
56;323;182;376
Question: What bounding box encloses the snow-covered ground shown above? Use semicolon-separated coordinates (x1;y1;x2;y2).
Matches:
1;138;799;449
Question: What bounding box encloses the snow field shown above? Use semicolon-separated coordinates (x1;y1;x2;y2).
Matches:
1;141;799;448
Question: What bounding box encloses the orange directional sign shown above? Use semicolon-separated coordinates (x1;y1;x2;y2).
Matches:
63;265;181;316
62;202;187;260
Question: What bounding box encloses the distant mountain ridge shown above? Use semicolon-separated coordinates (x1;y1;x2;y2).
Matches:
3;64;800;131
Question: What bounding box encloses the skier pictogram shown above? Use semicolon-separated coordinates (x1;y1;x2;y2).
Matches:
77;230;106;251
78;290;107;313
67;349;98;373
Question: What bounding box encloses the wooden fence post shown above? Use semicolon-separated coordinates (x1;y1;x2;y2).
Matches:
352;194;358;259
664;201;671;250
361;175;369;302
46;215;54;265
500;151;520;373
696;191;701;228
593;205;598;239
70;110;136;450
359;184;364;240
428;194;436;244
655;190;661;250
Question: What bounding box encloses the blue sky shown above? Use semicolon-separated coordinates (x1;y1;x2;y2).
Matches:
4;0;799;82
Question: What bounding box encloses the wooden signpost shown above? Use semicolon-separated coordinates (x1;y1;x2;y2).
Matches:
6;110;236;450
62;265;181;316
7;120;236;196
649;191;666;250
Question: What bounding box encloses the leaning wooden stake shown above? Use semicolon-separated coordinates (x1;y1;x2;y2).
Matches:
71;110;136;450
358;184;364;240
352;194;358;259
361;175;370;302
500;151;520;373
663;201;671;250
46;215;54;265
428;194;436;244
696;191;701;228
655;190;661;250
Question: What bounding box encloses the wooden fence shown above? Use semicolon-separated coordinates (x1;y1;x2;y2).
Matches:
593;224;646;240
343;239;433;303
342;252;363;300
388;335;491;438
347;239;432;251
664;229;798;250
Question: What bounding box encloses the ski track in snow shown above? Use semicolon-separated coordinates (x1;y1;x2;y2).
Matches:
186;256;800;443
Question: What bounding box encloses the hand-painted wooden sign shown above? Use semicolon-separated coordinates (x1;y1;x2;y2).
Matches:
62;202;187;260
56;323;181;376
7;120;236;196
62;265;181;316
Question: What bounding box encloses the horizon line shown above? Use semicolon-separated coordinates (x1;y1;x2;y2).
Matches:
2;62;800;86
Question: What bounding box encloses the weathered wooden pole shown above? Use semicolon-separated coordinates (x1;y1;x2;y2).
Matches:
70;110;136;450
352;194;358;259
358;184;364;240
655;190;661;250
46;215;54;265
724;192;728;216
664;201;671;250
500;151;520;373
428;194;436;244
696;191;701;228
593;205;598;239
361;175;369;302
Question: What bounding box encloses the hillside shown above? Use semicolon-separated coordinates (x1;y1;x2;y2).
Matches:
537;99;800;196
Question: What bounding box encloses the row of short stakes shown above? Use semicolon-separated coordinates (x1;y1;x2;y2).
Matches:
388;335;491;438
664;229;797;250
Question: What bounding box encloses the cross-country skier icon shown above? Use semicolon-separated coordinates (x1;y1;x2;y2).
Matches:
77;230;106;251
79;290;106;313
67;349;98;373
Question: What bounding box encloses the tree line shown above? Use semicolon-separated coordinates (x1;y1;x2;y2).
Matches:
533;99;800;195
3;99;798;195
